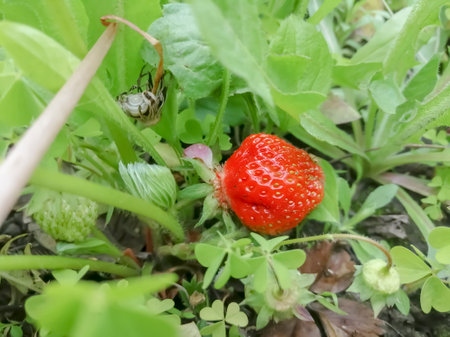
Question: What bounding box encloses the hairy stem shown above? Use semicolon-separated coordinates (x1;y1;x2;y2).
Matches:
280;233;393;268
0;255;138;277
207;69;231;146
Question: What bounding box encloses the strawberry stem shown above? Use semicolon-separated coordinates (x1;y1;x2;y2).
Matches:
279;233;393;269
0;255;139;278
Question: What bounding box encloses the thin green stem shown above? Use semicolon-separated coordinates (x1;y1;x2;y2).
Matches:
279;233;393;268
0;255;138;277
352;119;364;148
364;100;377;149
104;118;138;164
30;167;185;242
80;144;117;169
91;228;123;258
246;94;260;133
82;150;116;186
207;69;231;146
369;150;450;176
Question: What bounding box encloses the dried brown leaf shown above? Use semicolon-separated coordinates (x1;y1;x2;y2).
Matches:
300;241;355;293
311;299;385;337
259;318;321;337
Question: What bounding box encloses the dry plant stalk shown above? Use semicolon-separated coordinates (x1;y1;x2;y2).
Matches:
0;15;165;226
101;15;164;95
0;23;118;225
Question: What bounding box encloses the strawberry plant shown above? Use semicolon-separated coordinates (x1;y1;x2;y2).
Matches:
0;0;449;336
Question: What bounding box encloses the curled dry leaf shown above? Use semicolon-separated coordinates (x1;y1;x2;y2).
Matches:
299;241;355;293
311;299;385;337
259;318;321;337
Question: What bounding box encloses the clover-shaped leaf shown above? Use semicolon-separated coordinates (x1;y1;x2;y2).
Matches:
429;227;450;265
200;300;224;321
225;302;248;327
391;246;431;283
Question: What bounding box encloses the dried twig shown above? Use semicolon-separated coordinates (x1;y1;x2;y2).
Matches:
101;15;164;95
0;24;118;225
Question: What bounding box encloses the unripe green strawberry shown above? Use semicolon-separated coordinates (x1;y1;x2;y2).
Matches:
362;259;400;294
216;133;324;235
34;193;98;242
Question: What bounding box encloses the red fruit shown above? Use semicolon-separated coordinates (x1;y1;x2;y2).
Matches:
216;133;324;235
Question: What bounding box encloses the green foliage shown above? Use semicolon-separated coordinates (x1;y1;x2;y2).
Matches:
143;3;223;100
199;300;248;337
0;0;449;334
25;274;178;337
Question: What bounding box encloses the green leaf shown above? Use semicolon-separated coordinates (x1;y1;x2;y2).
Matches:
361;184;398;212
251;258;269;293
83;0;162;94
190;0;272;104
56;238;120;257
403;54;440;101
352;8;412;64
72;118;102;138
420;276;450;313
25;274;178;337
265;54;311;93
427;216;449;249
320;93;360;125
272;90;327;120
9;326;23;337
384;0;448;83
0;0;88;58
0;73;44;128
200;300;224;321
370;293;386;317
308;160;340;224
396;188;435;241
337;177;351;216
370;79;406;114
393;289;410;315
300;110;366;158
214;258;231;289
52;267;89;286
332;62;381;89
428;227;450;249
346;184;398;228
271;260;291;290
0;20;165;165
178;184;214;200
270;17;332;94
142;3;222;100
251;233;288;252
202;251;226;289
229;252;251;278
194;244;225;267
225;302;248;327
273;250;306;270
255;305;273;330
391;246;431;283
308;0;343;24
199;321;226;337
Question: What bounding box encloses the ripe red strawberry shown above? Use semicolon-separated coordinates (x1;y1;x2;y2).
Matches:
215;133;324;235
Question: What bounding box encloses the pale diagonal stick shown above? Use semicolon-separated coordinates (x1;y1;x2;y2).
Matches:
101;15;164;95
0;23;118;226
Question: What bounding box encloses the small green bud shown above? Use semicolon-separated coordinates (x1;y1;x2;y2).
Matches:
119;162;177;209
362;259;400;294
34;193;98;242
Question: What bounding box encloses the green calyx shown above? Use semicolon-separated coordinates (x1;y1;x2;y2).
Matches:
34;193;98;242
362;259;400;294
